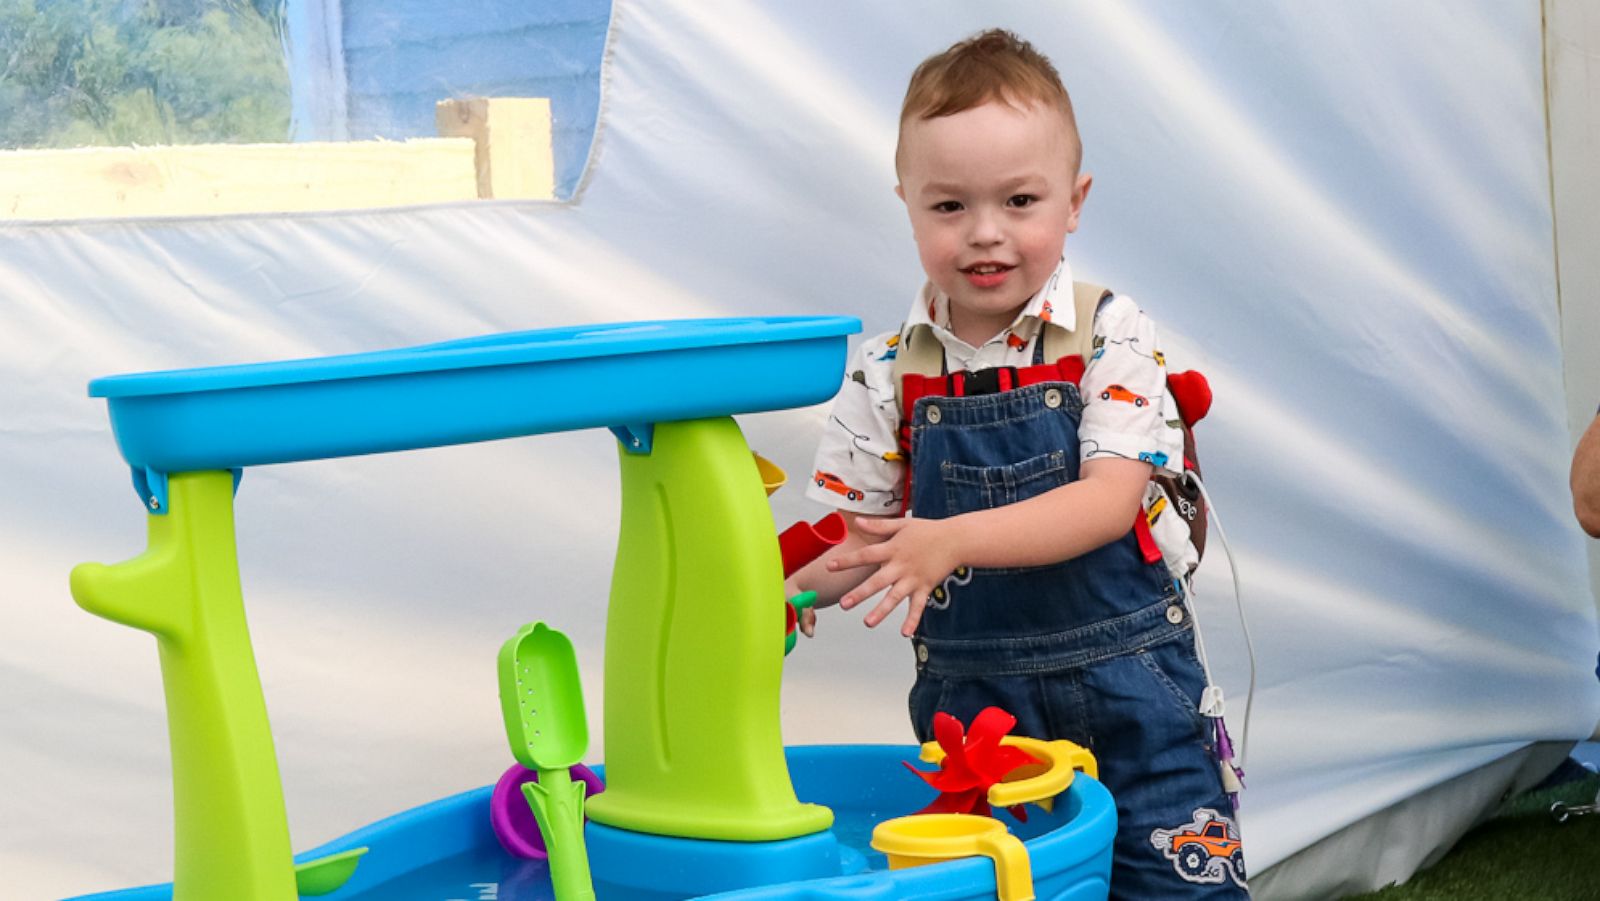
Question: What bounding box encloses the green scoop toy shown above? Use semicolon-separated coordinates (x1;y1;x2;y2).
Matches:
498;622;594;901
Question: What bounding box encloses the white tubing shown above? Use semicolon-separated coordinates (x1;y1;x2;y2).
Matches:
1186;471;1258;773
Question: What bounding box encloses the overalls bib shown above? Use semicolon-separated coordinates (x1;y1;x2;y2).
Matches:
905;370;1250;898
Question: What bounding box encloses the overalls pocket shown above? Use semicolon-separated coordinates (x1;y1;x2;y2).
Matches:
1132;635;1210;742
941;449;1070;516
908;670;1062;745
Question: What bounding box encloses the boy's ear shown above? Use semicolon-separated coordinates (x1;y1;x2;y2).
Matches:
1066;172;1093;233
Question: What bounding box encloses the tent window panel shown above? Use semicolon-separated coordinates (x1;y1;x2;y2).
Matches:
0;0;612;219
0;0;292;150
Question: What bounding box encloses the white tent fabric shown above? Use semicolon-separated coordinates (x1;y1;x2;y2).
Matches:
3;3;1596;899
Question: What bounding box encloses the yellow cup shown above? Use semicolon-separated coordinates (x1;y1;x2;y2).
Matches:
871;813;1033;901
753;452;787;496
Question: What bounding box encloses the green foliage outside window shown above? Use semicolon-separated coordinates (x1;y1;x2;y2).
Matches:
0;0;290;149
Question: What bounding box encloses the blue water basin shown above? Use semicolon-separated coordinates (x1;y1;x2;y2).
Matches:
69;745;1114;901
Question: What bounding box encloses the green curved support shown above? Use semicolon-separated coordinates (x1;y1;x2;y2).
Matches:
584;417;833;841
70;471;298;901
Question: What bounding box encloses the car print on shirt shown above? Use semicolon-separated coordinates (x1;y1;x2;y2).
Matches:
830;415;903;463
1006;331;1027;350
1100;384;1148;407
1146;494;1169;526
875;334;900;363
1138;451;1169;468
814;470;864;502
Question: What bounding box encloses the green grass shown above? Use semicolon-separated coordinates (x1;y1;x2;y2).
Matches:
1350;774;1600;900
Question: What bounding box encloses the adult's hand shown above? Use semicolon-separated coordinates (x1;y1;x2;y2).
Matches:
1572;413;1600;537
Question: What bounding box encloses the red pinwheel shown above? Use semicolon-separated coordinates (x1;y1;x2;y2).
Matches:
904;707;1043;821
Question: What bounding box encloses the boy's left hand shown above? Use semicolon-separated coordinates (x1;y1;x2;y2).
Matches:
830;516;963;637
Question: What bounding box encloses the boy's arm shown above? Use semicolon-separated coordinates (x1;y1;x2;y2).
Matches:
830;456;1151;636
787;511;892;609
788;330;907;633
1573;412;1600;537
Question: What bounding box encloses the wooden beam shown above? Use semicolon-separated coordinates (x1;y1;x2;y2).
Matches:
0;96;557;220
435;97;556;200
0;139;482;220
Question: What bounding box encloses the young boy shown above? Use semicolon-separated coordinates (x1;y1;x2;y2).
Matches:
790;30;1249;898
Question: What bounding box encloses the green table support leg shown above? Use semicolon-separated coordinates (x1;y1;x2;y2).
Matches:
585;417;833;841
70;471;297;901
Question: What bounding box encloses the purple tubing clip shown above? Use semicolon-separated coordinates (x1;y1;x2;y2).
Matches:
490;762;606;860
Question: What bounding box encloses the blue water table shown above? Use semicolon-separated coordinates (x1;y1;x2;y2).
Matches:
67;317;1116;901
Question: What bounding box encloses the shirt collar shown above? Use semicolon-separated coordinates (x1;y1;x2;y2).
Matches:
905;255;1077;347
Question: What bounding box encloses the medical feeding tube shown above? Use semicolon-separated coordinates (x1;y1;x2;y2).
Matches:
1182;472;1256;776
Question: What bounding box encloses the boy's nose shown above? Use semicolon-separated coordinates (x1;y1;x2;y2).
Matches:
967;210;1004;246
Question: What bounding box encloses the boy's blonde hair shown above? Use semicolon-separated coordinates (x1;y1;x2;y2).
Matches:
896;29;1082;175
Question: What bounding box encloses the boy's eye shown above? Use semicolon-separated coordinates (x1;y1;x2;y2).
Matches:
1007;194;1038;208
932;200;963;213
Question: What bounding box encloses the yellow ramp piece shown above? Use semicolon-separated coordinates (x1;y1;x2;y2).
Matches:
919;736;1097;811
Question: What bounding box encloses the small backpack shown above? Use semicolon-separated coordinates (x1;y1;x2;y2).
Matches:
889;282;1212;577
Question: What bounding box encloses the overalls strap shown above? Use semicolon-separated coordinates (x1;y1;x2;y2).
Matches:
891;281;1109;414
890;282;1112;514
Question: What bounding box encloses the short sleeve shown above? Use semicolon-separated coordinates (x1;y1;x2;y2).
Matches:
1077;295;1184;474
805;332;907;513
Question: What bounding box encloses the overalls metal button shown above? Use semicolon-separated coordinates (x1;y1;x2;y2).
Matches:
1166;604;1185;624
925;404;942;424
1043;388;1063;409
915;642;929;664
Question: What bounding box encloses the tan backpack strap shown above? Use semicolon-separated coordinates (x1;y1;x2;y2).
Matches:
897;282;1106;407
1041;281;1112;363
890;322;944;418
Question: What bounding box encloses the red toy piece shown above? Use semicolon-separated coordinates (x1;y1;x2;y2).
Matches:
904;707;1043;821
1166;370;1212;426
778;512;848;577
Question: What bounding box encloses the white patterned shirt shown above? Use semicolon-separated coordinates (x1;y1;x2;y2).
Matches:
806;257;1184;523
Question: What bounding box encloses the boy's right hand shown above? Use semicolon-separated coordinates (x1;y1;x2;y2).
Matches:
833;514;965;637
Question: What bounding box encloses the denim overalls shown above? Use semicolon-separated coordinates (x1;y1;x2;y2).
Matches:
905;369;1250;898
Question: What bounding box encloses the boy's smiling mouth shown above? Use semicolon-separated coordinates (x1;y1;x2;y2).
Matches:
961;261;1014;288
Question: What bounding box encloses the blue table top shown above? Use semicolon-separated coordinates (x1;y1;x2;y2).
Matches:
92;318;859;398
91;316;860;480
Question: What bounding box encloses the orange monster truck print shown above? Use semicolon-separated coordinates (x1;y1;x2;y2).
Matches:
1151;811;1245;887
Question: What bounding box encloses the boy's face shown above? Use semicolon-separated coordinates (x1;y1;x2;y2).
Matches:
896;100;1090;345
